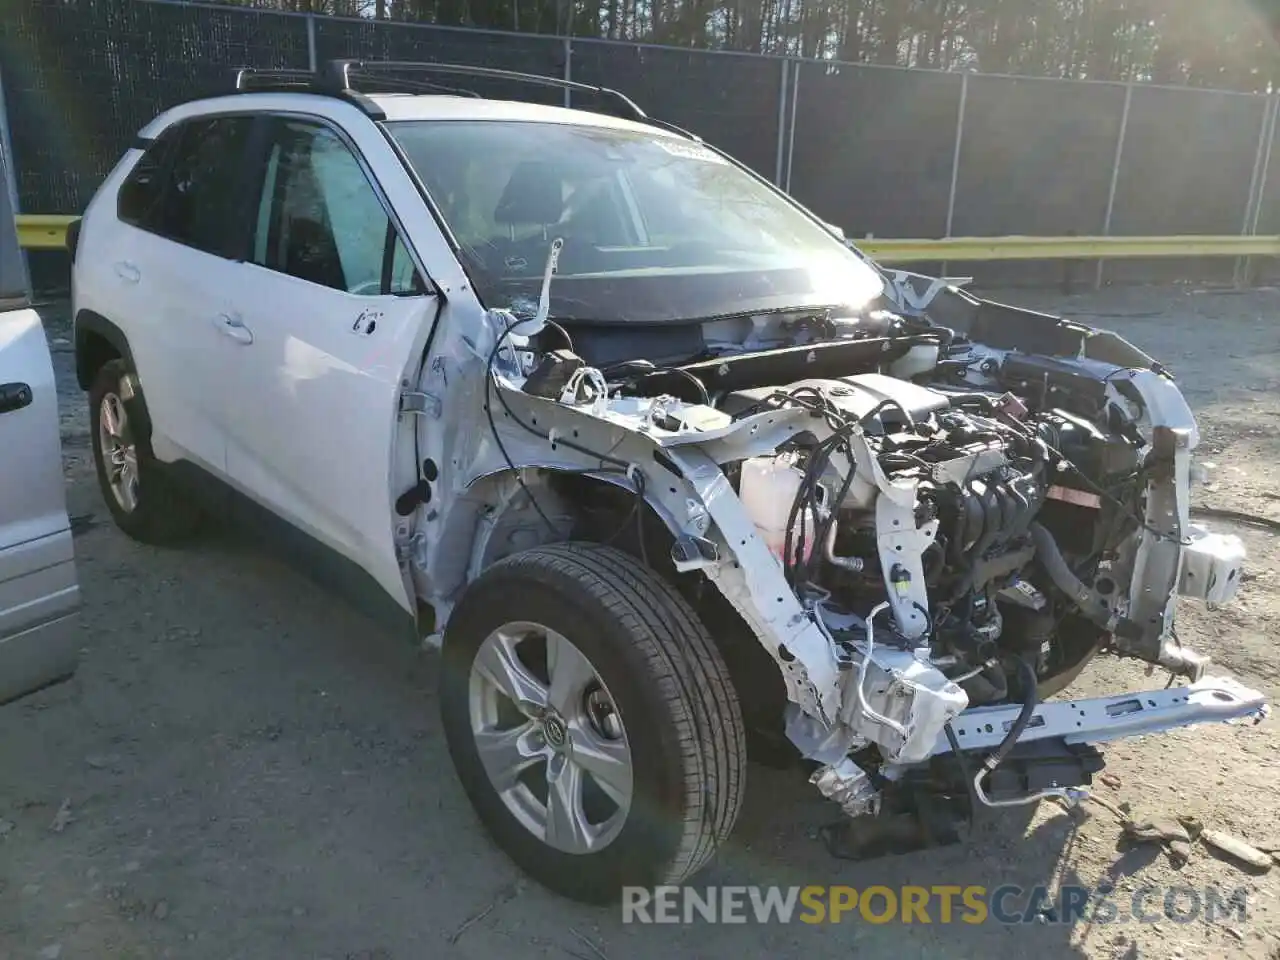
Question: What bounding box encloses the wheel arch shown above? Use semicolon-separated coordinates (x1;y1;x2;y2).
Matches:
423;466;786;747
74;310;133;391
422;466;690;630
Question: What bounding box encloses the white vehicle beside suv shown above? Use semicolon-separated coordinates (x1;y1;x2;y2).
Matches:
0;148;80;705
69;61;1265;902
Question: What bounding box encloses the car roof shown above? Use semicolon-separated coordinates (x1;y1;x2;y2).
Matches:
142;90;677;139
368;93;672;134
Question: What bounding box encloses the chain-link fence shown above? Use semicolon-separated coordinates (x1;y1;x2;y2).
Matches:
3;0;1277;289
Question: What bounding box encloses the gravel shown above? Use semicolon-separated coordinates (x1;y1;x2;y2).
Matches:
1;285;1277;960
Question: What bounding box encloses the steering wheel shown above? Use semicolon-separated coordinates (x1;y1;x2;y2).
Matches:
348;278;383;297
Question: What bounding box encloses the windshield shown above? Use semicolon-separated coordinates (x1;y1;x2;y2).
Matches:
386;120;883;324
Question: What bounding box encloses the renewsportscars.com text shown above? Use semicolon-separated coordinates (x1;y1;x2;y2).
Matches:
621;884;1250;926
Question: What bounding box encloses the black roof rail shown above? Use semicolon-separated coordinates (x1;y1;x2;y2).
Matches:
223;60;660;127
224;65;385;117
321;59;650;122
229;67;316;93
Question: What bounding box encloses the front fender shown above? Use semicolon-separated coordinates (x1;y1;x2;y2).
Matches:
73;309;133;390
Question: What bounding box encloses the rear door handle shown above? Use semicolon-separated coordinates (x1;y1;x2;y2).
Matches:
113;261;141;284
212;313;254;345
0;382;33;415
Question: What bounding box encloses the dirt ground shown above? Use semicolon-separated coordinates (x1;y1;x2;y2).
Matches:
2;284;1278;960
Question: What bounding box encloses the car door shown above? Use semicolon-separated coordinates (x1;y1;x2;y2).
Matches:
222;115;439;625
0;163;80;704
107;115;255;475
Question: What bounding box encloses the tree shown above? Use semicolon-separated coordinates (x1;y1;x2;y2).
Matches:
215;0;1280;91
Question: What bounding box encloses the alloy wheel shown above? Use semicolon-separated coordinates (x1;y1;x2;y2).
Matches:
98;391;139;513
467;621;633;854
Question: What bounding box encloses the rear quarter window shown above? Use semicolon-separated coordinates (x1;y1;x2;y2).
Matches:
116;128;180;229
116;116;254;258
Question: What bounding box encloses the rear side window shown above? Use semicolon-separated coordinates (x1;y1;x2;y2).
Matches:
117;128;180;229
118;116;253;258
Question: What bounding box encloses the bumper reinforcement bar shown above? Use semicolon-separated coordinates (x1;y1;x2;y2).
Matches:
927;675;1266;759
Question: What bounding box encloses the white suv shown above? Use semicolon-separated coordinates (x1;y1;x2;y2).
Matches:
71;61;1265;901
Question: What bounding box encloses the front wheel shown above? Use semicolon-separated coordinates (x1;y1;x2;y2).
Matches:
440;542;747;903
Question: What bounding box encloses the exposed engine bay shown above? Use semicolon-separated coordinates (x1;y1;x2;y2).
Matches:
717;361;1224;708
417;256;1266;839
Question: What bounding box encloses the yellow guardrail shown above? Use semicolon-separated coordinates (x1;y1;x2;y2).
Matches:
13;215;1280;261
16;215;76;250
858;235;1280;263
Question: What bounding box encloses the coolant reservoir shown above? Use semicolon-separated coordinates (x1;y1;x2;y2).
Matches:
739;456;815;561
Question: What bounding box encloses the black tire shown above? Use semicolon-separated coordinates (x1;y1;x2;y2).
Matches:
89;359;202;545
440;542;747;903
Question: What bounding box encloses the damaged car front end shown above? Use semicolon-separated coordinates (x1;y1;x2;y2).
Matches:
386;113;1266;886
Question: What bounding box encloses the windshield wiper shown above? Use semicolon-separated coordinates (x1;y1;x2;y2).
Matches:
506;238;564;338
693;304;851;324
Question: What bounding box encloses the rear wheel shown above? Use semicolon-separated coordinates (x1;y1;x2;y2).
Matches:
89;359;202;544
440;542;746;903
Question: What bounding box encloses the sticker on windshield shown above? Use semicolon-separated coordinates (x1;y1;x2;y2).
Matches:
654;139;727;164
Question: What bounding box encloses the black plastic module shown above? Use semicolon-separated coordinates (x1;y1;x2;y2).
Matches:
523;349;586;399
676;336;919;392
983;739;1105;800
999;354;1109;412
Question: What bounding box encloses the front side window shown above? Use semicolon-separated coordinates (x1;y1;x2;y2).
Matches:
251;120;423;296
123;117;253;256
386;120;882;324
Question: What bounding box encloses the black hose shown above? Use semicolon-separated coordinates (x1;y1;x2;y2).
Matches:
857;397;914;430
960;661;1008;704
981;658;1039;775
940;392;999;409
945;722;980;828
640;367;710;406
541;320;574;351
783;440;830;585
801;449;858;586
1028;521;1113;629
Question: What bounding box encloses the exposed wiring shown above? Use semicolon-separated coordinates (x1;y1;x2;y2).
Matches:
773;384;917;592
560;364;609;410
487;343;631;467
764;386;867;591
484;323;562;536
910;601;933;639
948;656;998;684
600;361;712;407
484;301;651;558
631;468;649;567
851;602;910;739
1190;505;1280;533
602;467;648;565
1039;441;1192;546
543;319;574;351
645;367;711;406
763;383;925;594
857;396;915;430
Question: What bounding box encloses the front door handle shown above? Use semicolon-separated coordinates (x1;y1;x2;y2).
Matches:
213;313;254;345
113;261;141;284
0;382;32;415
